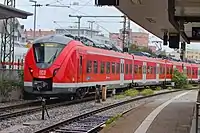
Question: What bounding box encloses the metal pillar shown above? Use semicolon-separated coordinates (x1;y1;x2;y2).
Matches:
77;16;81;38
1;0;16;70
69;15;125;38
122;16;126;52
88;21;95;38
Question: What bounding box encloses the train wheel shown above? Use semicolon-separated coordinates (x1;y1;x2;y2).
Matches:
76;88;87;99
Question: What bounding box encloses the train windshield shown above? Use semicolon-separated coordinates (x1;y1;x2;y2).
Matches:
34;43;64;66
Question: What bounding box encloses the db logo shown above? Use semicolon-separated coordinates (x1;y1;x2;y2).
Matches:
39;70;46;75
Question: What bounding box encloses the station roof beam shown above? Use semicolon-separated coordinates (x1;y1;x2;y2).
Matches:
168;0;200;43
0;3;32;19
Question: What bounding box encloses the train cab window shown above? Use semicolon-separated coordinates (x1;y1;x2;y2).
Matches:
100;62;105;74
125;64;128;74
86;60;92;73
129;64;132;74
93;61;98;74
116;63;120;73
33;43;65;68
112;62;115;74
106;62;110;74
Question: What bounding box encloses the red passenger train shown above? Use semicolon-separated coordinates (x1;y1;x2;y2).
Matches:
23;34;200;99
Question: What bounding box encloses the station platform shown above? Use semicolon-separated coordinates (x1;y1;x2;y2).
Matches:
100;90;198;133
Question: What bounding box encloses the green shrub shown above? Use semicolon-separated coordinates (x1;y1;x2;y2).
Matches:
172;69;188;89
105;114;122;126
183;84;193;89
155;86;162;91
114;94;126;99
124;89;139;97
167;86;173;90
141;89;154;96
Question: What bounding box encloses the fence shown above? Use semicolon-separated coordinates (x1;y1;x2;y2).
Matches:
0;59;24;81
0;59;24;70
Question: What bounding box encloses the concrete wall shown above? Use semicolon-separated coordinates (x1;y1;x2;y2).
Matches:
0;69;22;81
0;69;23;102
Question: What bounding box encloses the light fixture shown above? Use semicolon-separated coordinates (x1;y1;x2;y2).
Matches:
131;0;142;5
146;17;156;23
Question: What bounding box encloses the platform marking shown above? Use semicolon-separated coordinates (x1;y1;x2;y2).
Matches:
134;90;192;133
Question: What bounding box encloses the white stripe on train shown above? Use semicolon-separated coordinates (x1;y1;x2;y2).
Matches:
24;79;174;88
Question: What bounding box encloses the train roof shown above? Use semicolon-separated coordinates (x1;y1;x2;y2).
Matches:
33;34;73;45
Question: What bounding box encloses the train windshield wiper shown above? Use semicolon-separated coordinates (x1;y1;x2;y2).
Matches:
48;49;58;64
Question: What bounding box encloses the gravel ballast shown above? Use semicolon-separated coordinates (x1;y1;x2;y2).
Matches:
0;90;183;133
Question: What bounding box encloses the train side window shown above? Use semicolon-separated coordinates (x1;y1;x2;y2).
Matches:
93;61;98;74
147;66;150;74
160;67;162;74
125;64;128;74
139;65;142;74
116;63;120;73
112;62;115;74
129;64;132;74
143;65;146;74
106;62;110;74
120;63;124;73
100;62;105;74
86;60;92;73
134;65;138;74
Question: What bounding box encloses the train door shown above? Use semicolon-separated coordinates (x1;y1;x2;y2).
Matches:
156;63;159;83
120;59;124;85
78;55;83;83
143;62;146;83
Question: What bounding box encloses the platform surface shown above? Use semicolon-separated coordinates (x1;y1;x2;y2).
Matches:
100;90;198;133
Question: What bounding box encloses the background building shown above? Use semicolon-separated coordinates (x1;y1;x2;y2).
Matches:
109;28;149;48
186;49;200;61
24;29;55;42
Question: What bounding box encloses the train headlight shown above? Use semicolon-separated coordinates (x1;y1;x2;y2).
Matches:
53;68;60;77
29;67;33;75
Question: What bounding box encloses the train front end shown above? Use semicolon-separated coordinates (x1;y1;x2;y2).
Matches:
23;35;74;99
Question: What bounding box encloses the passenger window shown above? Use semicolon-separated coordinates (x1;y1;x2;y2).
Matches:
134;65;138;74
106;62;110;74
112;62;115;74
129;64;132;74
100;62;105;74
121;63;124;73
86;60;92;73
93;61;98;74
125;64;128;74
116;63;120;73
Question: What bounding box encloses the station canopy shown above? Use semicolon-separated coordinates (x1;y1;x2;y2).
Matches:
117;0;200;43
0;3;32;19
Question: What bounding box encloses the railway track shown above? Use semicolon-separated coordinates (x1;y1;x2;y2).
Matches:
0;100;41;112
34;89;182;133
0;97;95;120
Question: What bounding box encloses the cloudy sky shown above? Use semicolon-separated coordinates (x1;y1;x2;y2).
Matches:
0;0;199;51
